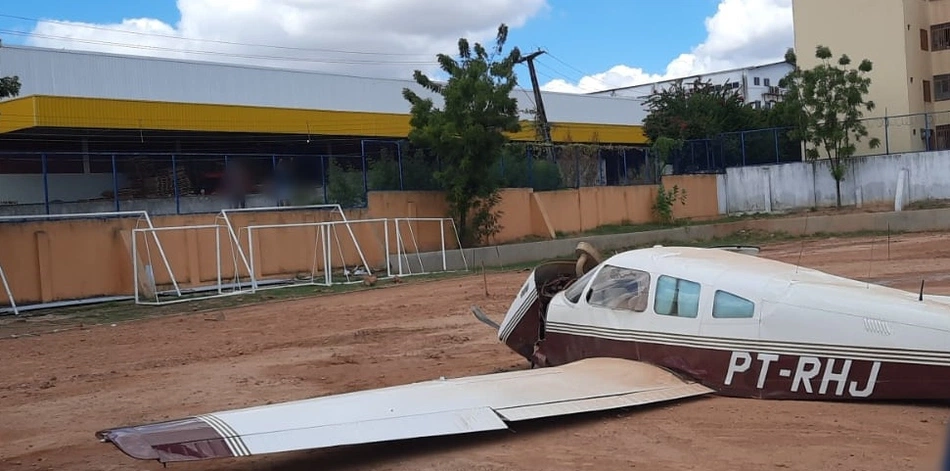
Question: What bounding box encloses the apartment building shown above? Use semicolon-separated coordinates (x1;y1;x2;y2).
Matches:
793;0;950;153
588;61;794;111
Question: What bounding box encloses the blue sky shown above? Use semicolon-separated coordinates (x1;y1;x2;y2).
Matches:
0;0;794;93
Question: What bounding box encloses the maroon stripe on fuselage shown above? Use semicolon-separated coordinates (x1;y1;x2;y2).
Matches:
96;416;235;462
537;331;950;401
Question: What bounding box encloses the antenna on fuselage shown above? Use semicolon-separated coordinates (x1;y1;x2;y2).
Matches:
919;279;925;301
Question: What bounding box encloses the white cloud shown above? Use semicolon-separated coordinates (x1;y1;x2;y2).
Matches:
24;0;549;80
541;0;793;94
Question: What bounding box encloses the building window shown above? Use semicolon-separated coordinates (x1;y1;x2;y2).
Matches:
936;74;950;101
585;265;652;312
936;125;950;151
921;29;930;51
712;291;756;319
763;78;771;87
924;79;932;102
933;22;950;51
654;275;701;318
754;77;761;86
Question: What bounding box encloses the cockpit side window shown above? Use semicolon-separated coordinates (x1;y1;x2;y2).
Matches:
585;265;652;312
712;290;755;318
563;265;600;304
654;275;701;318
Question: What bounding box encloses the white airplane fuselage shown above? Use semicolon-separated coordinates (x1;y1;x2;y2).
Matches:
496;246;950;400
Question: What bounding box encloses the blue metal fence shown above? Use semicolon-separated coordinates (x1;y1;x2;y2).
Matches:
665;110;950;173
0;140;657;216
668;126;802;173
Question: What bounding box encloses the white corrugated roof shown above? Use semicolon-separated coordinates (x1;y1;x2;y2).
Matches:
0;45;649;125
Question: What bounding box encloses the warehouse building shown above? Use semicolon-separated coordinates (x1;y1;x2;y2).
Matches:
0;45;651;214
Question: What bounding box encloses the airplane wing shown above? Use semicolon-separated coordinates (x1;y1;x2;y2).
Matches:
96;357;713;463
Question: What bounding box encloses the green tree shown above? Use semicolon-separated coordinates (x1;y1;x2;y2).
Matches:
402;24;522;246
641;78;767;143
780;45;880;208
0;74;20;99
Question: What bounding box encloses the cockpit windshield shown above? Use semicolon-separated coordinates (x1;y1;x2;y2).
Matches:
563;263;600;304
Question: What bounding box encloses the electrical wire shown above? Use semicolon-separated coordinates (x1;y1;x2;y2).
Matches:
0;13;434;57
0;29;437;66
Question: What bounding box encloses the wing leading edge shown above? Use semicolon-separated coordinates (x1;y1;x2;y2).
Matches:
96;357;713;463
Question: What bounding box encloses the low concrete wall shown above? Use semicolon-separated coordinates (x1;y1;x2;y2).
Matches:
721;149;950;214
417;207;950;271
0;179;720;306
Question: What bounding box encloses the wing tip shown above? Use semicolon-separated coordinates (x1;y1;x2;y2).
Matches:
96;416;238;463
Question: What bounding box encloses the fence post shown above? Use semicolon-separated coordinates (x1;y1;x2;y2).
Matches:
172;154;180;214
740;132;747;166
884;114;890;154
499;148;506;180
575;147;580;188
772;128;779;163
690;141;695;169
321;156;328;204
111;154;119;211
621;149;628;185
41;153;50;215
396;141;404;190
361;152;368;207
925;112;931;152
527;145;534;189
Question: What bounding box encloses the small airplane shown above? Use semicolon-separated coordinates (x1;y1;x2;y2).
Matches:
96;242;950;464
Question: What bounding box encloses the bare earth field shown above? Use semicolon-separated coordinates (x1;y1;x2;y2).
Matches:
4;231;950;470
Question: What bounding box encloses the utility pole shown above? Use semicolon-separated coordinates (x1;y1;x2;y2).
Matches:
517;50;554;159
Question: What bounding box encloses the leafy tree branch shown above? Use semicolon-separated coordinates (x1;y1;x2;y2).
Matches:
780;45;880;207
401;24;522;246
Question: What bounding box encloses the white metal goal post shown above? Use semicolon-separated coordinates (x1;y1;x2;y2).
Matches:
0;210;178;316
243;218;392;291
216;204;372;282
132;223;254;306
392;217;468;277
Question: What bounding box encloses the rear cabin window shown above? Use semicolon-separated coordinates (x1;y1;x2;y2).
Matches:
712;290;755;318
585;265;651;312
654;275;701;318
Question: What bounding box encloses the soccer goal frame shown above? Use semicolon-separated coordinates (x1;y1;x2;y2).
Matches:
132;223;253;306
0;210;178;316
216;204;371;284
244;217;391;291
392;217;468;277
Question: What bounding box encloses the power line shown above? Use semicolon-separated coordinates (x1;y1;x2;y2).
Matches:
0;13;432;57
540;51;616;91
0;29;437;66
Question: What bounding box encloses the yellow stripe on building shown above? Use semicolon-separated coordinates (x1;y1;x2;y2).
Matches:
0;95;648;145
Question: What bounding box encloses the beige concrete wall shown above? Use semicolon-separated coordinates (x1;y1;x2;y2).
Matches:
793;0;917;154
0;177;721;305
906;0;934;112
793;0;950;153
931;1;950;120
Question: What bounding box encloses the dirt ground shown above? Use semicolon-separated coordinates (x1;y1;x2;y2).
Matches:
3;231;950;471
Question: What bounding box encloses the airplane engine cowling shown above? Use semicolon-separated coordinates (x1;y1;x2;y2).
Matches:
498;260;579;365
